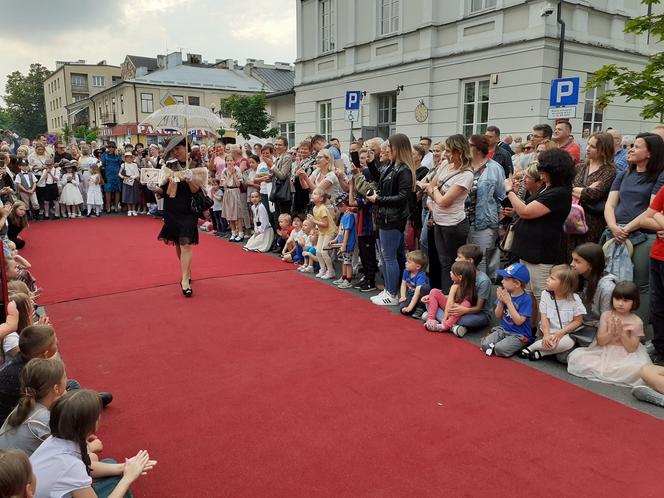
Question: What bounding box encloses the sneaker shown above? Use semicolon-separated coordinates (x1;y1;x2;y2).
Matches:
76;213;82;218
370;290;388;303
301;266;315;273
321;272;336;280
315;270;326;278
337;280;353;289
420;311;429;321
332;277;345;285
372;291;399;306
485;343;495;357
452;325;467;338
353;277;368;289
359;282;377;293
631;385;664;407
424;320;446;332
127;211;132;217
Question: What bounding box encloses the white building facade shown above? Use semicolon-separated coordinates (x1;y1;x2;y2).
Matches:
294;0;662;147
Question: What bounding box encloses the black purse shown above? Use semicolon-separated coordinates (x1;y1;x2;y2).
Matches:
269;178;291;203
191;189;214;218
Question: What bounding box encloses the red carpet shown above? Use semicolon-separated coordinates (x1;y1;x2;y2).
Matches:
22;218;664;497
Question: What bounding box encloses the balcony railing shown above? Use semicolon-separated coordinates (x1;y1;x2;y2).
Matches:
100;112;117;126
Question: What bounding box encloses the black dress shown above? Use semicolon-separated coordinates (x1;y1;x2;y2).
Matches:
158;163;199;246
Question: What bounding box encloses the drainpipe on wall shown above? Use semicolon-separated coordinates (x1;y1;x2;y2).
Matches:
557;1;565;78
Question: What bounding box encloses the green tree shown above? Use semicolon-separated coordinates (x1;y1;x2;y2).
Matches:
0;107;13;129
221;93;278;139
3;63;51;137
586;0;664;122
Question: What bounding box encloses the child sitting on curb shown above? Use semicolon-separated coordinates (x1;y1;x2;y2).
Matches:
282;215;304;263
480;263;533;357
297;219;319;273
399;250;429;318
422;244;493;337
274;213;293;254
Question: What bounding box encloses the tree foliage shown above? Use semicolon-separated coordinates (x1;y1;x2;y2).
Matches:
586;0;664;121
61;123;99;143
3;63;50;137
221;93;278;139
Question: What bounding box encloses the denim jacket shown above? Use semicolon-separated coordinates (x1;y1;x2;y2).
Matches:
471;159;506;231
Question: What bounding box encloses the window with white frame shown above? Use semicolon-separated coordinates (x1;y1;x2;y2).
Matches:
141;93;154;113
470;0;497;14
318;101;332;140
320;0;336;53
279;122;296;148
173;95;185;104
92;76;105;87
583;77;604;133
71;74;87;87
379;0;399;35
462;78;490;137
377;92;397;138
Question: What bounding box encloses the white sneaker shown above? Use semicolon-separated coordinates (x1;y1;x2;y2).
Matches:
370;290;388;303
316;270;326;278
337;280;353;289
372;291;399;306
127;211;132;217
321;272;336;280
332;277;345;285
302;266;315;273
421;311;429;321
452;325;468;338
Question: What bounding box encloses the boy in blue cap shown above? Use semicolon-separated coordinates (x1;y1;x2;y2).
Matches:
480;263;533;357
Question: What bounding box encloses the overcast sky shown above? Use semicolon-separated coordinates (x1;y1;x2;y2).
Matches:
0;0;296;99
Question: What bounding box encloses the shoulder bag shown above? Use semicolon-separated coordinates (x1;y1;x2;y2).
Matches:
191;189;214;218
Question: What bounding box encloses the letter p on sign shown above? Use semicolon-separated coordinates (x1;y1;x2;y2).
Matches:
550;77;580;107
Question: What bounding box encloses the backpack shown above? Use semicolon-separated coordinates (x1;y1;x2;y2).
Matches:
563;198;588;235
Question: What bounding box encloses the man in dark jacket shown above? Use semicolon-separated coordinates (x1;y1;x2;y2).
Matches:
485;125;513;177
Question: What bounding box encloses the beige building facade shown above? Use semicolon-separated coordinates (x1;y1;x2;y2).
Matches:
295;0;663;148
43;61;121;134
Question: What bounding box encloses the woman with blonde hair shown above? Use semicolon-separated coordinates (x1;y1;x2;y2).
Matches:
297;147;341;205
366;133;416;306
422;134;474;293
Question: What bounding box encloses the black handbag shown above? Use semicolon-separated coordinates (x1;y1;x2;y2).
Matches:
269;178;291;203
191;189;214;217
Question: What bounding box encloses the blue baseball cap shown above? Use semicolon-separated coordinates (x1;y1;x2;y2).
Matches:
496;263;530;284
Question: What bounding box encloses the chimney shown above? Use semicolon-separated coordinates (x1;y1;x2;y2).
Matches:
166;51;183;68
274;62;292;70
135;66;148;77
226;58;235;70
157;54;166;69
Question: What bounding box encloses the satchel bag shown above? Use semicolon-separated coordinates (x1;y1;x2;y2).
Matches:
191;189;214;218
269;178;291;203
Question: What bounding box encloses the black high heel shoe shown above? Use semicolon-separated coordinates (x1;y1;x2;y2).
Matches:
181;283;193;297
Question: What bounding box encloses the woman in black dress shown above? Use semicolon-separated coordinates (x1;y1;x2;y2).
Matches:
149;136;200;297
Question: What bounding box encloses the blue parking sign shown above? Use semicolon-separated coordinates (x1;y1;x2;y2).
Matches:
345;91;361;110
550;77;580;107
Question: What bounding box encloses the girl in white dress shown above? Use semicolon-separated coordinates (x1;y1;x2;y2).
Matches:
86;164;104;217
244;191;273;252
58;163;83;218
567;281;652;387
